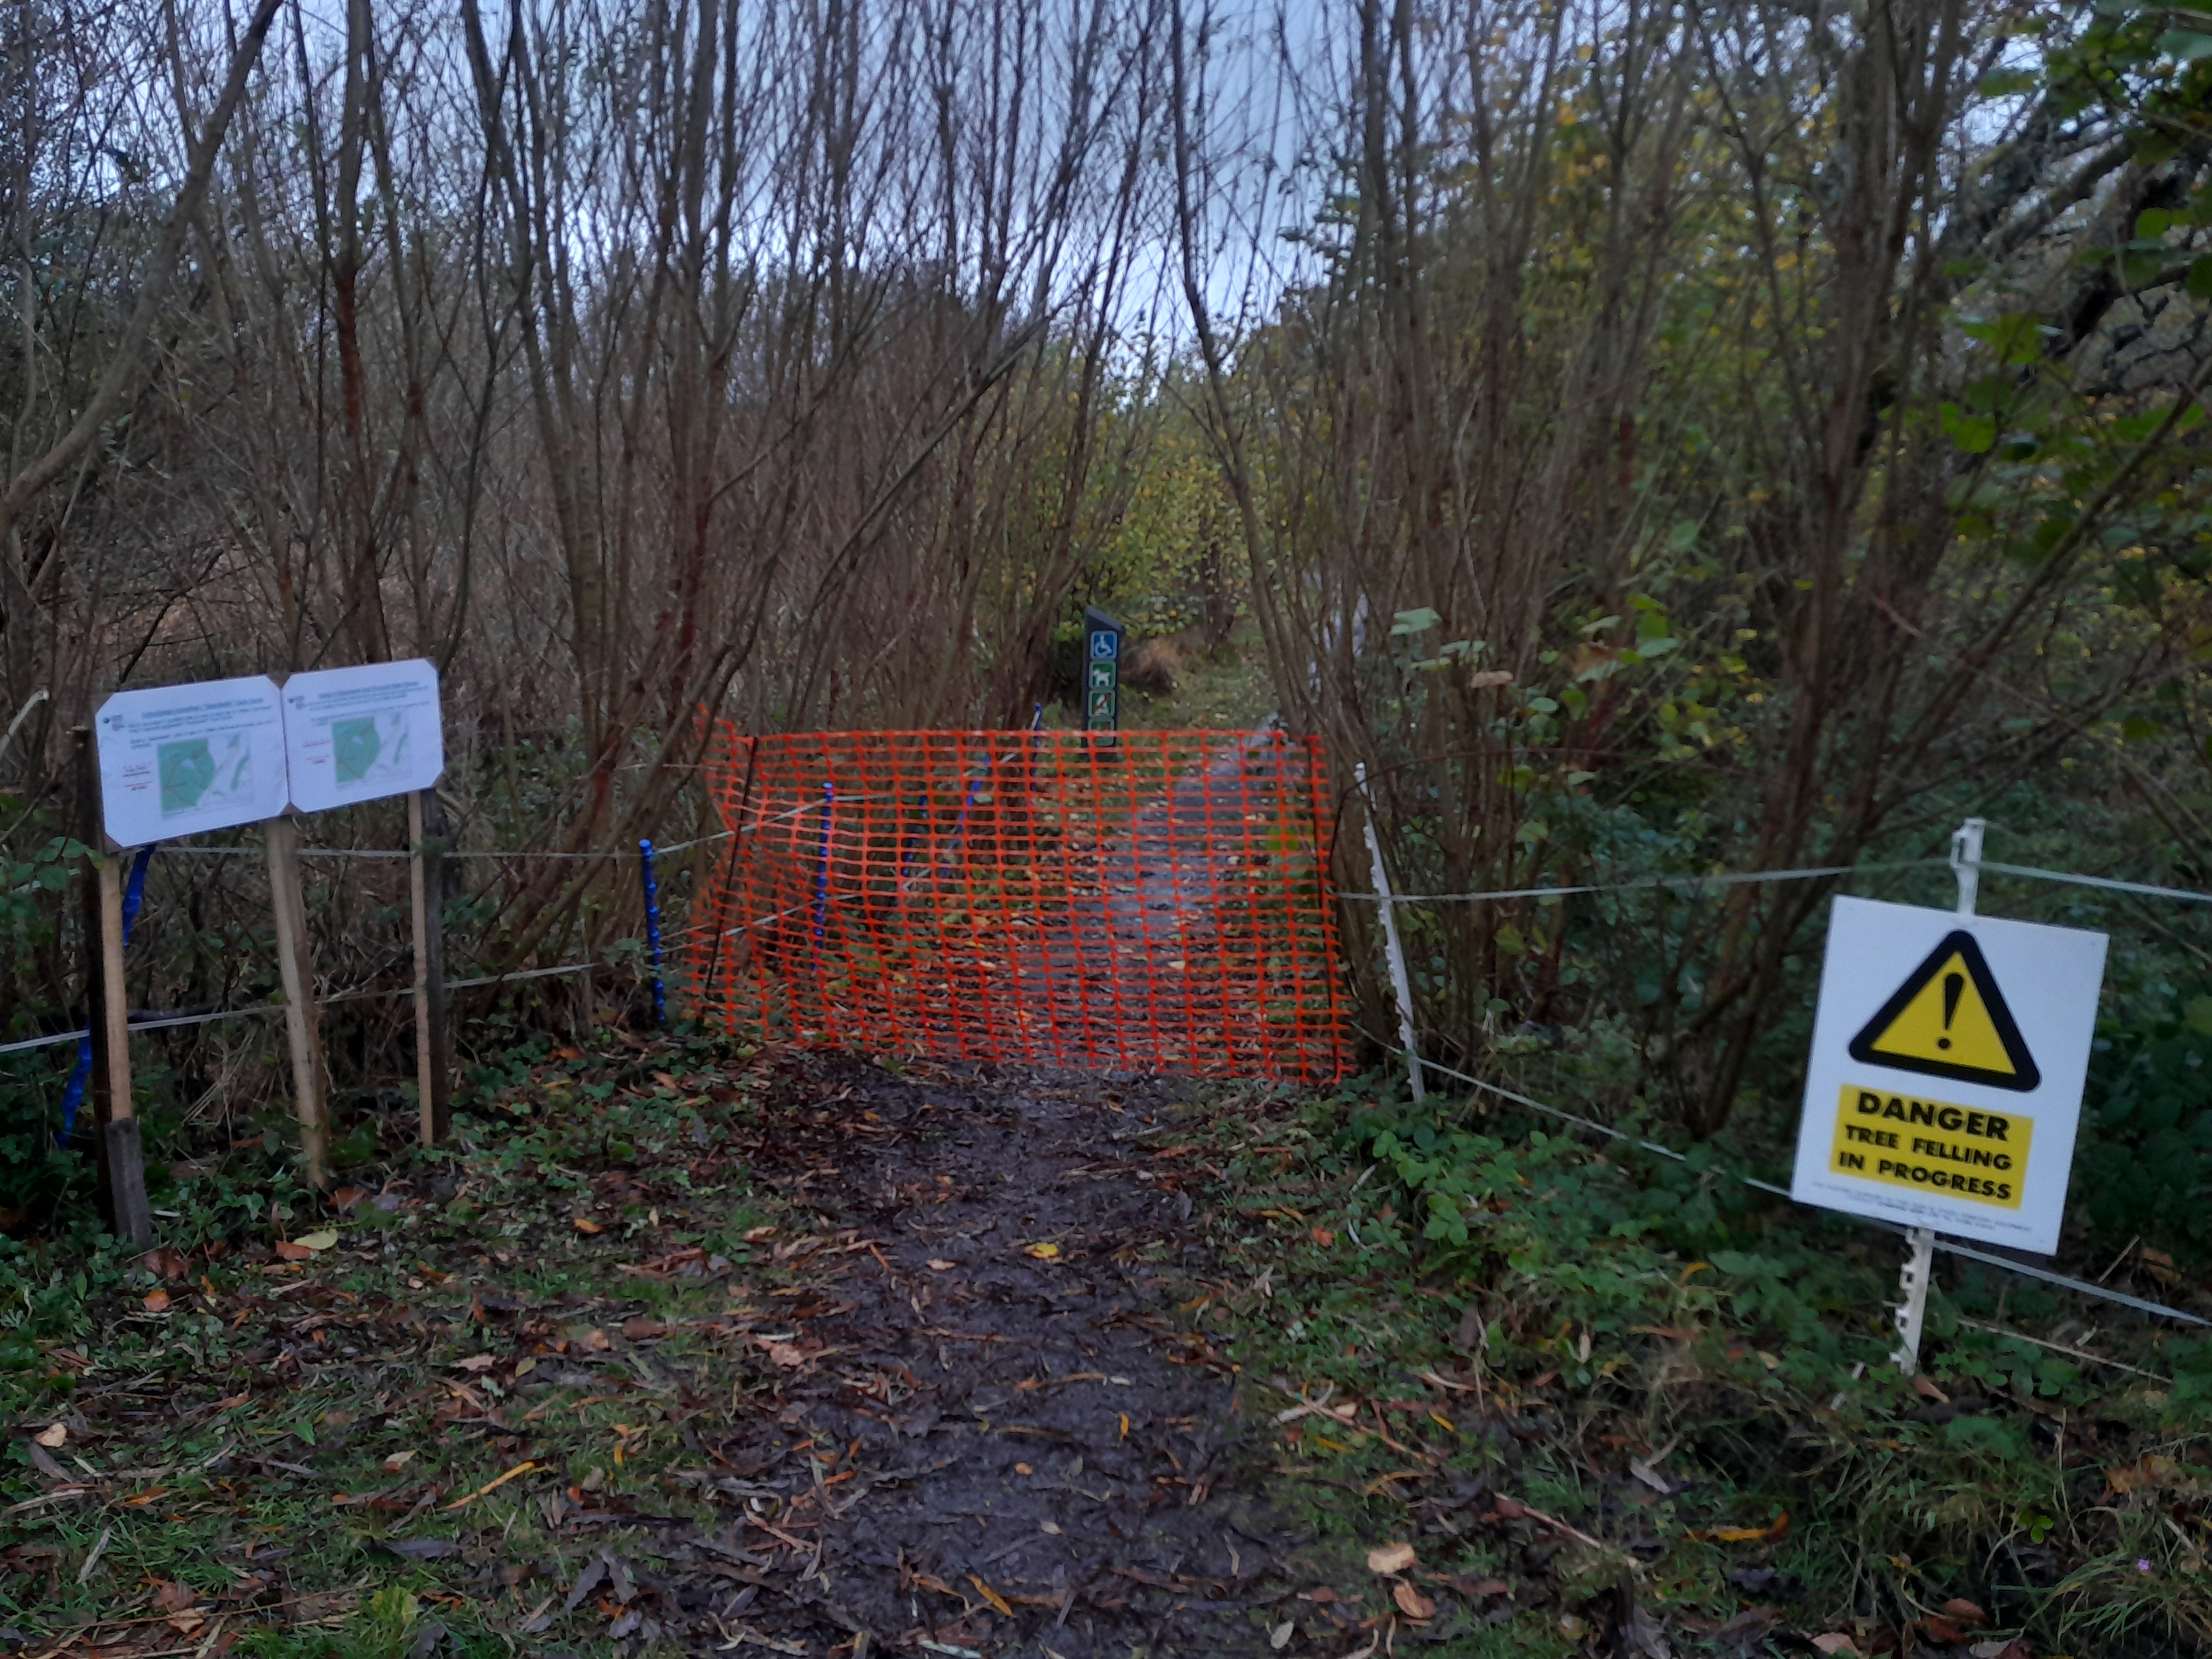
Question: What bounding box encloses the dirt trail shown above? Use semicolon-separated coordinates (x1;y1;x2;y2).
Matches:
702;1056;1311;1657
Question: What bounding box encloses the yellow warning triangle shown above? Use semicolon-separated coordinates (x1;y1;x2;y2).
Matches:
1848;930;2040;1093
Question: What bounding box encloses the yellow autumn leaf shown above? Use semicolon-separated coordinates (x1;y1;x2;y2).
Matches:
968;1575;1014;1617
1025;1242;1060;1259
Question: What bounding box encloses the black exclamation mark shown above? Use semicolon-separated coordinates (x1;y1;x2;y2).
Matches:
1939;971;1962;1050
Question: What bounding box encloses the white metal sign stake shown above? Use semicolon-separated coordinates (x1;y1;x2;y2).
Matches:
1356;763;1424;1104
1893;818;1983;1375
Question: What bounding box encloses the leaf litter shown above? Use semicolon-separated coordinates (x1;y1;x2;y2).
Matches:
0;1040;1366;1657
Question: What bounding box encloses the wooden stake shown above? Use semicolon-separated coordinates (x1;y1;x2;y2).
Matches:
75;727;152;1249
264;815;329;1188
72;730;114;1207
96;854;153;1250
409;790;451;1145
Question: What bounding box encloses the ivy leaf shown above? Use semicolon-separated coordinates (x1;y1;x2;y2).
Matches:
1390;607;1442;636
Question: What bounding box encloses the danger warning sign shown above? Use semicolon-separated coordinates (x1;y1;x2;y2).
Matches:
1791;898;2106;1253
1847;931;2039;1092
1827;1085;2030;1208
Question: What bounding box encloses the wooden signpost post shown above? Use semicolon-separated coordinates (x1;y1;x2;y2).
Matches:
262;814;329;1189
73;727;153;1250
409;788;451;1146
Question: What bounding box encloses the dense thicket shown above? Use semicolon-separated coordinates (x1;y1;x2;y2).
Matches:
1175;0;2212;1158
3;0;2212;1221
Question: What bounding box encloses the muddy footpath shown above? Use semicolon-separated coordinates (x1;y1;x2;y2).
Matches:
668;1058;1328;1658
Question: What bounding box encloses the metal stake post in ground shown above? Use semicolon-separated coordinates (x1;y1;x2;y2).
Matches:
1893;817;1987;1375
1355;762;1423;1104
639;838;666;1026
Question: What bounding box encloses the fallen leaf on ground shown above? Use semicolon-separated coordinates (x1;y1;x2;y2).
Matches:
141;1290;170;1313
1311;1227;1335;1246
1024;1242;1059;1260
577;1328;612;1353
383;1451;416;1472
153;1580;199;1612
1446;1576;1511;1598
273;1241;314;1262
573;1217;603;1235
32;1424;65;1449
968;1576;1014;1616
1691;1511;1790;1543
1940;1599;1987;1630
441;1459;537;1510
1810;1637;1861;1657
1366;1541;1417;1574
295;1229;339;1251
760;1340;808;1368
121;1487;168;1507
1269;1620;1293;1651
926;1259;956;1271
1393;1582;1435;1619
451;1354;496;1373
622;1318;669;1340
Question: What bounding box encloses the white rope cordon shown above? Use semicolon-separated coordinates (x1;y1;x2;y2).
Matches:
1339;859;1943;905
1387;1040;2210;1328
1968;856;2212;907
0;1005;280;1055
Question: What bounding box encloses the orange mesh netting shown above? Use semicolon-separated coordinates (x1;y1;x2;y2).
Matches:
687;729;1347;1081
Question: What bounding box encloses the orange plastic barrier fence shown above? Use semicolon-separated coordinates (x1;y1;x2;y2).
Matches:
687;729;1348;1081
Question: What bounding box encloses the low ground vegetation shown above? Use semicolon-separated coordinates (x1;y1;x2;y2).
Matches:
0;1032;2206;1656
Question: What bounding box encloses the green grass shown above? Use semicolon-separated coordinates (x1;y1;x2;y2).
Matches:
0;1028;830;1654
1161;1073;2212;1657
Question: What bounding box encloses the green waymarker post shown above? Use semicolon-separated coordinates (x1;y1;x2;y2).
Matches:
1083;606;1124;739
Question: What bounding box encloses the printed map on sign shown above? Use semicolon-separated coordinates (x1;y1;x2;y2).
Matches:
1791;896;2106;1254
96;675;290;847
280;659;445;814
331;713;414;790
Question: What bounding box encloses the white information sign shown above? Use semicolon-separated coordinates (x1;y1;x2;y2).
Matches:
281;659;445;813
96;675;289;848
1791;897;2107;1253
